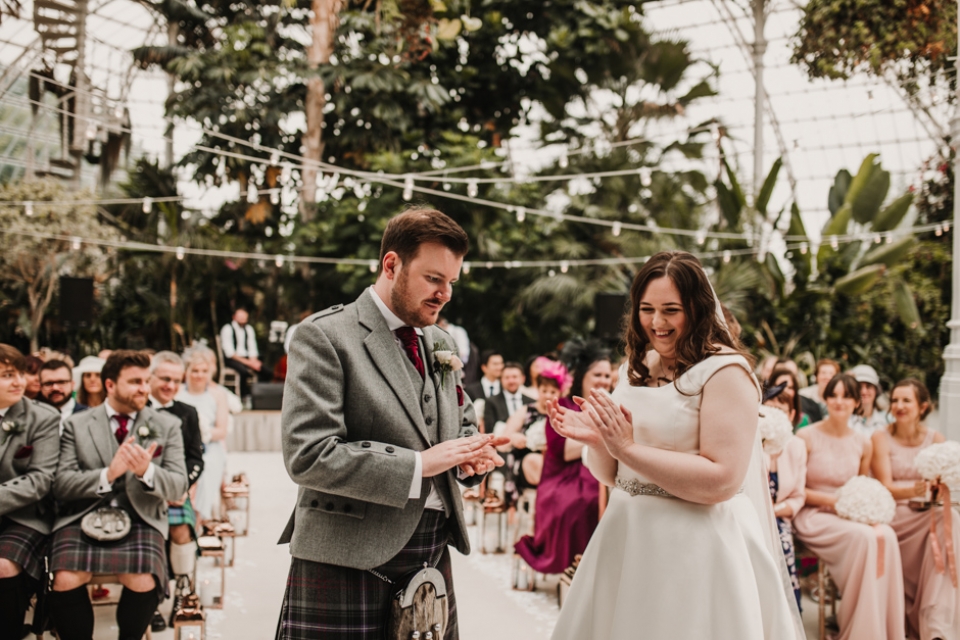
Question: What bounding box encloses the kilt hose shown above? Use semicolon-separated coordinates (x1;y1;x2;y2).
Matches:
49;522;169;598
0;519;48;584
276;510;458;640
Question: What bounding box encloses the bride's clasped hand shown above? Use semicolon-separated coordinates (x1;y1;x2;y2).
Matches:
546;390;634;458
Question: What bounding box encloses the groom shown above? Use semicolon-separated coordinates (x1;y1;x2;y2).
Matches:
277;207;506;639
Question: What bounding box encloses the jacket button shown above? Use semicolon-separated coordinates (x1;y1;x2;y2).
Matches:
423;394;432;403
425;416;434;426
385;446;395;453
343;504;352;514
361;442;371;448
325;502;335;511
311;500;319;508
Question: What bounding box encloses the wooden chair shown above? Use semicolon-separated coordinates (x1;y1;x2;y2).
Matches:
794;540;838;640
215;335;242;397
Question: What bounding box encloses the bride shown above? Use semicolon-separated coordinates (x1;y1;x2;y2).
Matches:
549;251;804;640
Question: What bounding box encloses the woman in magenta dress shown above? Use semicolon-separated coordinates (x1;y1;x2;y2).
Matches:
515;340;612;574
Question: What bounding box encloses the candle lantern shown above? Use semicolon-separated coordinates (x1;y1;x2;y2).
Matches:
221;474;250;536
196;535;226;609
478;492;507;554
461;487;481;526
511;554;536;591
204;520;237;568
172;593;206;640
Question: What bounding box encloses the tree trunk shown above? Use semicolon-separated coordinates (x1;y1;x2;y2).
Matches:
300;0;342;222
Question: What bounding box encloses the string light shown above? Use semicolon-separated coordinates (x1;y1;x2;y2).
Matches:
142;197;152;214
560;261;569;273
24;201;33;216
696;230;706;245
467;180;479;198
71;237;81;250
402;176;414;201
368;260;378;273
516;207;526;222
885;233;893;243
722;250;731;263
830;236;839;250
639;168;653;187
176;246;185;260
612;222;622;237
462;262;471;274
936;225;943;236
274;255;284;268
874;234;882;243
270;152;280;165
247;186;258;204
799;242;808;254
944;222;951;232
270;190;280;205
558;150;569;169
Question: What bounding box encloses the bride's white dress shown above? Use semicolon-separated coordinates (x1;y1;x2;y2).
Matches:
552;353;801;640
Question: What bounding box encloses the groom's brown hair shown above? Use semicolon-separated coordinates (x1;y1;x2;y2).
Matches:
379;207;469;267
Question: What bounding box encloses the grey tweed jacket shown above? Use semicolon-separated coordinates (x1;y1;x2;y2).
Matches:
53;404;188;537
0;398;60;534
279;289;482;570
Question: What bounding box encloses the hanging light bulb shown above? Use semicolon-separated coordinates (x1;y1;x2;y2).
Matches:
696;230;706;245
548;269;556;277
369;260;378;273
558;149;569;169
270;190;280;205
485;261;493;269
516;207;526;223
467;180;479;198
71;237;81;251
24;201;33;216
270;151;280;165
142;197;153;214
935;225;943;236
722;250;732;264
85;124;97;140
944;222;951;232
275;255;284;268
443;182;452;191
176;246;185;260
639;167;652;187
462;262;471;274
830;236;839;250
358;200;368;212
402;176;414;201
247;186;258;204
560;261;569;274
612;221;622;237
799;242;808;255
885;233;893;243
874;234;882;243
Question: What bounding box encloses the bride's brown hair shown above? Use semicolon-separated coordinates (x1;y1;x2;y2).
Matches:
624;251;748;387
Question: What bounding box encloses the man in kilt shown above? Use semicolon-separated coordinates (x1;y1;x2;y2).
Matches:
147;351;205;632
49;350;188;640
278;208;508;640
0;344;60;639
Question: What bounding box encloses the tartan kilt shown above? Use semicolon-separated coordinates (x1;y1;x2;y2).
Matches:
50;522;169;598
276;510;458;640
168;497;197;532
0;519;48;583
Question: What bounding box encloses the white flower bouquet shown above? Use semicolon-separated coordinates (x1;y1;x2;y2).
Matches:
914;441;960;486
525;417;548;453
758;405;794;456
834;476;896;525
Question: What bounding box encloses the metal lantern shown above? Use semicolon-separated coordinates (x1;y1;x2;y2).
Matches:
172;593;206;640
511;554;536;591
460;487;481;526
204;520;237;568
478;494;508;554
221;474;250;536
196;535;226;609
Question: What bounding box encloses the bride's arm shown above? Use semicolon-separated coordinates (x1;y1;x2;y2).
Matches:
583;445;617;486
587;366;757;505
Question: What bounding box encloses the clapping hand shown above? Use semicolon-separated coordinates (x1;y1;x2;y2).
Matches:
548;391;635;458
107;437;157;482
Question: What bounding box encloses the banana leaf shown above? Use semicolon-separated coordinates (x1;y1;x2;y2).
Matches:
834;263;885;295
756;157;782;217
892;276;923;333
872;193;913;232
859;236;917;268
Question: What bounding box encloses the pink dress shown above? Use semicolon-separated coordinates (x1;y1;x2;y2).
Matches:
885;429;960;640
792;427;905;640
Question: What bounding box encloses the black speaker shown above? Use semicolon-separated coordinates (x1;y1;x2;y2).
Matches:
251;382;284;410
594;292;629;339
59;277;94;326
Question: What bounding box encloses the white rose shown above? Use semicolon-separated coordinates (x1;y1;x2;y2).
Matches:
138;425;150;438
434;350;454;364
834;476;896;525
449;355;464;372
758;405;794;456
1;423;10;432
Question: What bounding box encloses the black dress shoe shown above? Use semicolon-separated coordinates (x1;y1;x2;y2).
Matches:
150;610;167;632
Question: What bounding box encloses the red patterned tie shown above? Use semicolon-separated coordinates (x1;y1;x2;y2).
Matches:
114;414;131;445
394;327;425;379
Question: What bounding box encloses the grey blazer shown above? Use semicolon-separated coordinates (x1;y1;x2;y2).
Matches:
280;289;482;570
53;405;188;538
0;398;60;534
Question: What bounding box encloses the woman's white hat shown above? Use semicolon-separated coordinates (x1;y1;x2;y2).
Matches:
849;364;881;388
73;355;105;386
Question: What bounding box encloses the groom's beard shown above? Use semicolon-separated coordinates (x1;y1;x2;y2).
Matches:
391;269;445;328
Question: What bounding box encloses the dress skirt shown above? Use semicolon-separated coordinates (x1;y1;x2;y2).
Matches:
551;488;797;640
195;440;226;521
890;503;960;640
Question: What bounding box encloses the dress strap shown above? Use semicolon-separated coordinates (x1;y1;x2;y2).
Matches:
679;353;761;401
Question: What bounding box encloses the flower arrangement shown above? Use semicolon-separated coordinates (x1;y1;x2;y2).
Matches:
758;405;794;456
914;441;960;486
432;340;464;389
834;476;896;525
525;417;548;453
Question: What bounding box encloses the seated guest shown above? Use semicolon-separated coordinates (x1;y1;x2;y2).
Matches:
0;344;60;638
464;350;503;401
148;352;205;631
798;358;840;420
515;340;609;574
220;307;262;398
792;374;905;640
849;364;891;436
48;350;188;640
176;346;229;522
771;360;823;423
38;360;88;423
497;360;568;506
22;356;42;401
767;367;812;429
484;361;534;432
870;379;960;640
74;356;106;408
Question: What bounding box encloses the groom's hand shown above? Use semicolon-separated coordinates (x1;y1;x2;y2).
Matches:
458;443;507;477
421;435;509;478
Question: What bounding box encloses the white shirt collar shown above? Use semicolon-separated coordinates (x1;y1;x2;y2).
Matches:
60;397;76;417
104;401;138;425
0;405;10;418
503;389;522;400
368;287;424;336
149;395;174;409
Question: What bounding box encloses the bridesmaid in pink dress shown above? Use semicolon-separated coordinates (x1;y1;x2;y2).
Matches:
871;378;960;640
793;374;905;640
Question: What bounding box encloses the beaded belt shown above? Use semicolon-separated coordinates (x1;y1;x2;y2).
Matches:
615;477;745;499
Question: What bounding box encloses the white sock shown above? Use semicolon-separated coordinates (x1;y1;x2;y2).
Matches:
169;540;198;578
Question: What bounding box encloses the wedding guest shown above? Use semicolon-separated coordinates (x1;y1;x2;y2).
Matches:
220;307;262;398
74;356;106;408
849;364;891;436
758;355;780;383
792;374;905;640
37;360;88;423
147;351;205;631
521;355;543;400
0;344;60;638
497;361;567;506
484;362;534;432
799;358;840;419
22;356;42;401
515;340;609;574
871;378;959;640
768;368;813;429
774;359;824;423
176;346;229;522
464;350;503;400
48;350;187;640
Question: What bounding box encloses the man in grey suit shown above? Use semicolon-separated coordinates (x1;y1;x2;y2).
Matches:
277;208;508;640
48;350;188;640
0;344;60;639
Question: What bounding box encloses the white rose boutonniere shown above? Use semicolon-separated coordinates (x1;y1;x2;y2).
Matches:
432;340;464;389
136;423;159;445
1;420;23;445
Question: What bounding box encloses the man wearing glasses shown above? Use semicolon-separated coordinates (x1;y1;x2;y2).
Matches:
37;360;88;424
